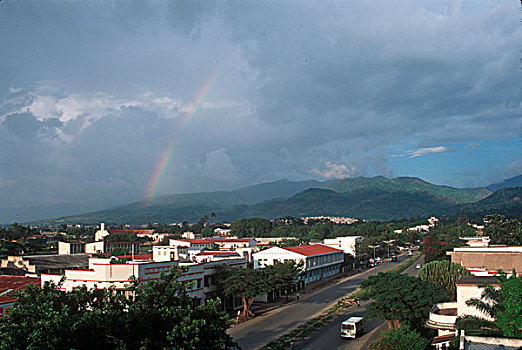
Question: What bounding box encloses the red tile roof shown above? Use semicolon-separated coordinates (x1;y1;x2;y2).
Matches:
203;238;253;243
196;251;240;256
0;276;41;304
282;244;343;256
108;230;154;235
177;239;215;244
114;253;153;260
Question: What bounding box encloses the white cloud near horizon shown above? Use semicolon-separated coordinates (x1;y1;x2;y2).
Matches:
311;162;357;179
406;146;456;158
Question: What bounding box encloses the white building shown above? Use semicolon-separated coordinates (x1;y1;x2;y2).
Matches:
427;276;500;349
94;223;110;242
447;246;522;277
253;244;344;285
323;236;363;257
41;258;206;302
168;237;257;262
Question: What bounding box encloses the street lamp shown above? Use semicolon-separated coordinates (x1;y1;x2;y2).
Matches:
368;245;378;275
383;240;392;273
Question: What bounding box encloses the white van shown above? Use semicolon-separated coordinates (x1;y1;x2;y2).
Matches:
340;316;364;338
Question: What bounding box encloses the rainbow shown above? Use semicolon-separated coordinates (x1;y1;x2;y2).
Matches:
144;71;220;204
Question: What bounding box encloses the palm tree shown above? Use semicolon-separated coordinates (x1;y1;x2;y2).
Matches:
455;273;507;337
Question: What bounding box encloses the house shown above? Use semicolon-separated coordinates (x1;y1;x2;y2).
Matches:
41;258;206;303
253;244;344;284
84;240;140;255
40;255;247;308
323;236;363;257
169;239;216;250
446;246;522;276
426;276;500;349
0;275;41;318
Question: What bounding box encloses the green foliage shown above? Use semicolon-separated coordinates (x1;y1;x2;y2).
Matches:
0;267;237;350
456;272;522;339
359;272;450;330
104;232;140;242
230;217;273;237
369;325;430;350
495;273;522;338
419;260;471;300
483;215;522;245
422;235;453;263
264;261;303;292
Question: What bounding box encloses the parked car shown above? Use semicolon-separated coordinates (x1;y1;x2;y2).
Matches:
416;263;422;269
391;256;397;262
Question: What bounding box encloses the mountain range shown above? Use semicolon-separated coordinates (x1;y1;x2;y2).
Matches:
39;175;522;225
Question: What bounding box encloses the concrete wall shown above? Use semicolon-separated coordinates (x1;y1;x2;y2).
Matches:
449;251;522;273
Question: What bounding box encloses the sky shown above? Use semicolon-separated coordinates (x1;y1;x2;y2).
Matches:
1;1;522;222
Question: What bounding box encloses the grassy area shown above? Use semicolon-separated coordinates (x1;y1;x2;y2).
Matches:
390;252;421;274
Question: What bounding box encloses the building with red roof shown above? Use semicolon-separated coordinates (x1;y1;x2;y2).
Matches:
253;244;344;285
0;275;41;318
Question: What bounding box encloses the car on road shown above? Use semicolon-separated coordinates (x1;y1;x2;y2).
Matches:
416;263;422;269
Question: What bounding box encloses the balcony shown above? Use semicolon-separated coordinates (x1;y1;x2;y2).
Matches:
426;302;458;330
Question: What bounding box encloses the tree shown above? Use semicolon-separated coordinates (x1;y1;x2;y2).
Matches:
456;272;522;339
422;235;452;263
125;266;237;349
359;272;450;330
219;265;270;320
419;260;471;301
0;281;129;350
0;267;237;350
264;261;303;300
369;324;430;350
483;215;521;245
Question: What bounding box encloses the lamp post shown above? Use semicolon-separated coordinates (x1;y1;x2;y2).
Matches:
368;245;378;275
383;239;394;273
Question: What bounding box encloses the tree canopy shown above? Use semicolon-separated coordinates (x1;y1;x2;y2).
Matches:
419;260;471;301
0;267;237;350
359;272;450;330
369;324;430;350
219;261;303;320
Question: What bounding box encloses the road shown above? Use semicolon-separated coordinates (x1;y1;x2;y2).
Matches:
228;254;415;350
298;255;424;350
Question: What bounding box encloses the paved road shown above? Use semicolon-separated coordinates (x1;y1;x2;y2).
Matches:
298;255;424;350
228;254;412;350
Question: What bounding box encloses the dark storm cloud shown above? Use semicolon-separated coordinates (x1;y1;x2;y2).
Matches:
0;0;521;221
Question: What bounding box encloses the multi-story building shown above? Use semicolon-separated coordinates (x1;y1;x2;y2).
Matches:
426;276;500;349
253;244;344;284
323;236;363;257
40;254;248;307
446;246;522;276
40;258;206;302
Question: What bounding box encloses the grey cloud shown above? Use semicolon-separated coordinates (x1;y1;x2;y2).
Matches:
0;1;521;221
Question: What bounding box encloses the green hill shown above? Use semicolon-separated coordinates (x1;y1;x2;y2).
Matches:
324;176;491;204
41;177;521;225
